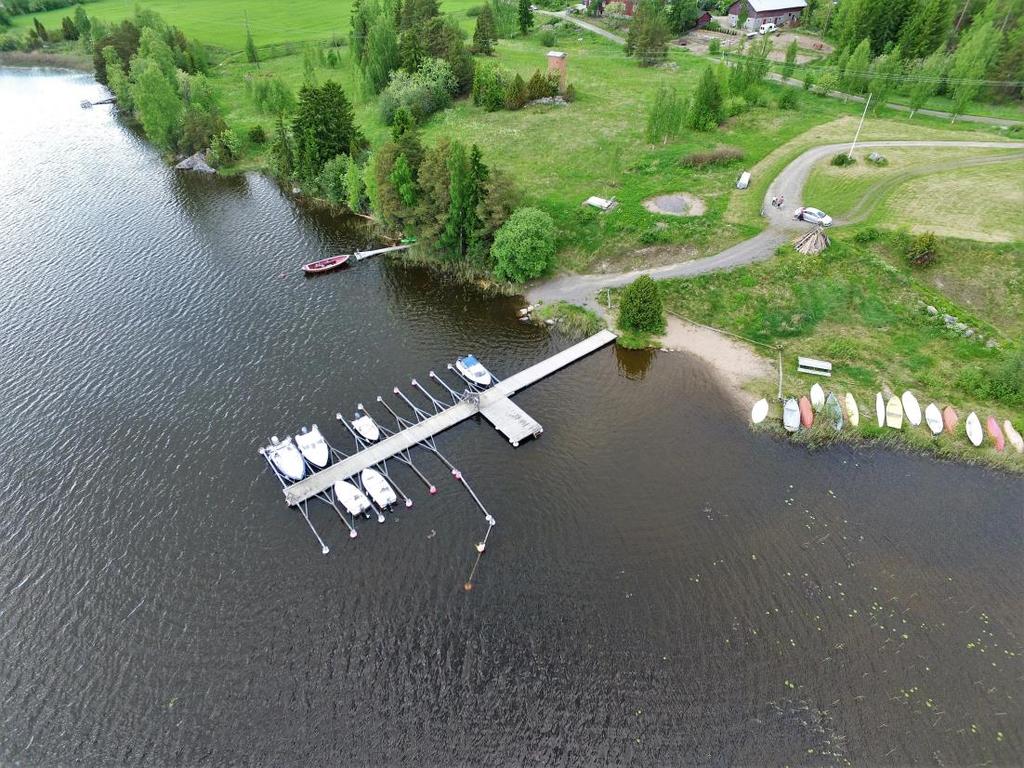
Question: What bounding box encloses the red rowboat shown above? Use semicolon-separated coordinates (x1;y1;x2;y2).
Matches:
302;254;350;274
799;396;813;428
986;416;1005;452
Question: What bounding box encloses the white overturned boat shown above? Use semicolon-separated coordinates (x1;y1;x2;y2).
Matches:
782;398;800;433
266;436;306;482
810;383;825;410
901;391;922;427
352;413;381;442
751;398;769;424
455;355;493;387
361;468;397;508
295;424;329;468
334;479;372;517
965;412;983;447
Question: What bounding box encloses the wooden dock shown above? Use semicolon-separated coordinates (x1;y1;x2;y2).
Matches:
282;329;616;505
354;244;410;262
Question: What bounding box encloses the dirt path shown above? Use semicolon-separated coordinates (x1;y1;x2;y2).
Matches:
527;140;1024;310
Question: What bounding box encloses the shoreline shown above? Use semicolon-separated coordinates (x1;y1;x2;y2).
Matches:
0;51;93;71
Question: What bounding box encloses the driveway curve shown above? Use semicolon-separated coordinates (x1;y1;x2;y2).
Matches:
527;140;1024;309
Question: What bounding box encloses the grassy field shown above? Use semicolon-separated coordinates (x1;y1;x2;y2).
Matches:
871;162;1024;242
654;234;1024;469
12;0;468;49
802;147;1024;225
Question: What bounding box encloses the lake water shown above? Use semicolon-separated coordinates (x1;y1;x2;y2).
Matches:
1;68;1021;766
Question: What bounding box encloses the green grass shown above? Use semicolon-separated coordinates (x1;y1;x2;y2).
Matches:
802;148;1024;229
869;162;1024;242
533;301;606;339
655;236;1024;469
11;0;479;50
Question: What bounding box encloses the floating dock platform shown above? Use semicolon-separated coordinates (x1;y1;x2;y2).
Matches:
282;329;616;505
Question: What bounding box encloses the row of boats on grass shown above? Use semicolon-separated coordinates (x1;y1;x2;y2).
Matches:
751;382;1024;454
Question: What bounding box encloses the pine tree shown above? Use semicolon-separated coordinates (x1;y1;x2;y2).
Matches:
667;0;699;34
686;66;722;130
440;141;476;258
292;81;364;179
781;38;798;80
627;0;671;66
473;4;498;54
245;19;260;68
517;0;533;35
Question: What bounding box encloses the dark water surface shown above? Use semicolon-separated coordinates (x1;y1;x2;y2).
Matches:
1;68;1022;766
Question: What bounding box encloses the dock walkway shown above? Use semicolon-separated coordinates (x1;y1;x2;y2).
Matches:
283;329;616;505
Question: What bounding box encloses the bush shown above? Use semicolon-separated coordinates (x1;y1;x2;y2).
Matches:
472;59;512;111
467;4;486;15
491;206;556;283
831;152;855;167
680;146;744;168
248;124;267;144
617;275;665;334
708;38;721;54
803;73;815;91
564;82;576;102
956;349;1024;408
505;72;528;110
853;226;879;243
207;128;240;167
777;89;798;110
904;231;939;266
380;57;456;124
723;95;746;117
526;68;558;100
318;153;351;204
705;19;721;31
538;29;556;46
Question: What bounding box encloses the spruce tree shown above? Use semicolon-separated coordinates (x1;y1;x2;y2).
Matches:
473;4;498;54
292;81;364;180
781;39;798;80
627;0;670;66
441;142;475;259
245;23;260;68
517;0;533;35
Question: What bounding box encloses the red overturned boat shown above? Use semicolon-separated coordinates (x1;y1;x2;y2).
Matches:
302;254;350;275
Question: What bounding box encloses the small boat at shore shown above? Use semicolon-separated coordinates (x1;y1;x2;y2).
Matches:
965;412;983;447
334;479;372;518
924;403;943;436
943;406;958;434
901;391;922;427
266;436;306;482
1005;420;1024;453
751;398;769;424
455;355;493;387
799;396;813;428
875;393;885;428
295;425;330;468
986;416;1005;452
810;383;825;410
361;468;397;508
783;398;800;432
845;393;859;427
302;254;350;274
885;396;903;430
825;392;842;431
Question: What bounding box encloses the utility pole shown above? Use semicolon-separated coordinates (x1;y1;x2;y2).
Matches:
848;92;871;159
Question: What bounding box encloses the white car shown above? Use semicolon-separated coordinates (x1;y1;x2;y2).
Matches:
759;22;777;34
794;206;833;226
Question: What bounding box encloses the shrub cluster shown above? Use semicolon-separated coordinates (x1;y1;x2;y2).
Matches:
680;146;744;168
618;275;665;334
903;231;939;266
380;58;457;124
831;152;856;166
473;63;560;112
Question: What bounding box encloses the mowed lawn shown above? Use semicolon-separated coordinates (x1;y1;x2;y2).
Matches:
872;162;1024;242
802;147;1024;228
13;0;479;49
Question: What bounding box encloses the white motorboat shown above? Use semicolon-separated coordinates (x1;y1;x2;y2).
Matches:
294;425;329;468
455;355;493;386
782;398;800;433
334;480;372;517
352;413;381;442
361;468;397;508
267;436;306;482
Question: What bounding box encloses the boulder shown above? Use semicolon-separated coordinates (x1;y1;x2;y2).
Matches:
926;305;938;316
965;329;975;338
942;314;957;326
175;151;215;174
953;322;968;332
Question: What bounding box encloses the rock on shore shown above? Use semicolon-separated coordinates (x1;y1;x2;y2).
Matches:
175;151;215;174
